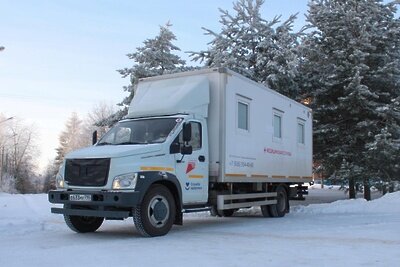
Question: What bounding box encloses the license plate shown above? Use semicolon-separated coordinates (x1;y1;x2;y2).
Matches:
69;194;92;202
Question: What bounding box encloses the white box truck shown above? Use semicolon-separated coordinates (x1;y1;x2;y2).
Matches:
49;68;312;237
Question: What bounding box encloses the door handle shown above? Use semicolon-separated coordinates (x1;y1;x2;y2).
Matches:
198;155;205;162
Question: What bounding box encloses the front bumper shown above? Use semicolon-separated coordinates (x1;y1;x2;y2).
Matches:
48;190;141;219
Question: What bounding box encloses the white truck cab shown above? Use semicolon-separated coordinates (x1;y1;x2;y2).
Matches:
49;68;312;237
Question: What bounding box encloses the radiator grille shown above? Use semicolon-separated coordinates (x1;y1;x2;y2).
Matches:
65;158;110;187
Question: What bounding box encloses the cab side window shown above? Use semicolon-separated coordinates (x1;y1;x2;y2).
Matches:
190;122;202;150
173;122;202;151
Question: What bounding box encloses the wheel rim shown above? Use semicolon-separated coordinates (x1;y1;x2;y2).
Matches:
147;195;170;228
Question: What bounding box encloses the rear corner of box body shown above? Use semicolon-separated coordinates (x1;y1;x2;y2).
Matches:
219;71;313;183
218;71;228;183
206;69;228;182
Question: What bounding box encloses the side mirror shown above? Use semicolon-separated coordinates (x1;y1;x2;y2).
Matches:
183;123;192;142
181;145;193;155
170;143;180;154
92;130;98;145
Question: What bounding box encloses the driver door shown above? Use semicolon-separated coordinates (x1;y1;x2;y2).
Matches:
173;121;208;204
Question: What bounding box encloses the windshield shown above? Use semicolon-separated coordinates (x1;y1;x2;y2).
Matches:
97;118;182;145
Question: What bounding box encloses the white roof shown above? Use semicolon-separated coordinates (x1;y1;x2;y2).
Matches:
127;75;210;118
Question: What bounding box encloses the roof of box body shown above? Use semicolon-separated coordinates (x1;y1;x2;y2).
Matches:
126;67;311;119
127;73;210;118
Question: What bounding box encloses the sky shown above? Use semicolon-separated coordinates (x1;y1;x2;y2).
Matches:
0;0;309;172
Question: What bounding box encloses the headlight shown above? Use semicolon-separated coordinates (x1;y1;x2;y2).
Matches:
112;173;138;190
56;173;65;189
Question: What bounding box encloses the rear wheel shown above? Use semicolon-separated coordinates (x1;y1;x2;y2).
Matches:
218;209;235;217
260;205;272;217
210;206;236;217
133;185;176;237
64;214;104;233
268;185;288;218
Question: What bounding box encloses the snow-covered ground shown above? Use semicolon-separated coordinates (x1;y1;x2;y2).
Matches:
1;190;399;267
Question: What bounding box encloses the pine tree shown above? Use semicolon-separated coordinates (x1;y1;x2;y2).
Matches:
191;0;301;98
111;22;187;124
299;0;400;198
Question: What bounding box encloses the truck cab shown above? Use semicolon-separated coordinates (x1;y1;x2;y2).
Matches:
50;115;209;236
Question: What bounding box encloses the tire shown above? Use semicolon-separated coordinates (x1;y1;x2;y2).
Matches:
210;206;218;217
260;205;272;217
218;209;235;217
210;206;236;217
268;185;288;218
64;214;104;233
133;184;176;237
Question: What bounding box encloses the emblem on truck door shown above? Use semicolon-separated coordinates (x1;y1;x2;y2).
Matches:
186;161;196;174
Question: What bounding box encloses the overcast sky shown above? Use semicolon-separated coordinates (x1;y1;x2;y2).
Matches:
0;0;309;171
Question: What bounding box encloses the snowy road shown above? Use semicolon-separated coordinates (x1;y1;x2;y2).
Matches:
1;190;399;267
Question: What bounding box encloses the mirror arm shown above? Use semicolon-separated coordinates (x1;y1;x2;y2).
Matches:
176;154;185;163
92;130;98;145
177;141;187;163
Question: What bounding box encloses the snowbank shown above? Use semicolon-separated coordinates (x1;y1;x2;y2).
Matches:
293;191;400;214
309;183;343;190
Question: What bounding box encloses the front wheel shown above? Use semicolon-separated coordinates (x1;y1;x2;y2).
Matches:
133;184;176;237
64;214;104;233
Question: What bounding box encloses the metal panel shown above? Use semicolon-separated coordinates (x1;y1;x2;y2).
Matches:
217;192;277;210
220;200;277;210
51;208;130;218
222;175;312;183
219;192;277;200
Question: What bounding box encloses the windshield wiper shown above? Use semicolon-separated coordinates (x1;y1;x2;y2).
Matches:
115;141;147;145
97;142;113;146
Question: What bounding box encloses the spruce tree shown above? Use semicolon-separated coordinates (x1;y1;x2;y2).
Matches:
191;0;301;98
299;0;400;198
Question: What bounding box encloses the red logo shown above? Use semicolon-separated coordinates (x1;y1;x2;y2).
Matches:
186;161;196;174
